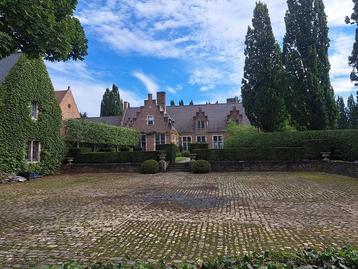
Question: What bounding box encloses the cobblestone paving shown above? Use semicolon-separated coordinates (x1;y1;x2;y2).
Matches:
0;172;357;267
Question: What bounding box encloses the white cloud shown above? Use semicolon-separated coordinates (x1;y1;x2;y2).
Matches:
46;61;142;116
132;71;159;94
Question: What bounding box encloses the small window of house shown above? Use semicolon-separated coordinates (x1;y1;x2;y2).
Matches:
197;120;205;129
139;134;147;151
31;101;39;120
26;140;41;163
212;135;224;149
181;136;192;151
147;115;154;126
67;104;72;109
196;136;206;143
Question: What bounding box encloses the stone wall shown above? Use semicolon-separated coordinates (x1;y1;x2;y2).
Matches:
62;163;141;173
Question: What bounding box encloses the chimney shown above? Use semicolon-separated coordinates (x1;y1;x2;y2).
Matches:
124;101;130;110
67;86;71;91
157;92;166;112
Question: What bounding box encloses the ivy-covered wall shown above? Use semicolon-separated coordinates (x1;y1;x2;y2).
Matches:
0;54;64;174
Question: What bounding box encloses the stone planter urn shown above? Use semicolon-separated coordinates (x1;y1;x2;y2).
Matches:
320;152;331;161
66;157;74;165
190;153;197;161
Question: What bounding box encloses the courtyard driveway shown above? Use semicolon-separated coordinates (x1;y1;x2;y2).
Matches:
0;172;357;267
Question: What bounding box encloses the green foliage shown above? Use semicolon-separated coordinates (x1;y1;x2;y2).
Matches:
170;100;175;106
141;160;159;174
225;129;358;161
100;84;124;117
189;143;209;152
347;92;358;128
156;144;178;163
64;119;139;146
0;54;64;174
242;2;287;132
283;0;337;130
179;100;184;106
337;96;350;129
39;247;358;269
193;147;305;162
0;0;88;61
226;120;259;137
191;160;211;173
74;151;158;164
347;0;358;86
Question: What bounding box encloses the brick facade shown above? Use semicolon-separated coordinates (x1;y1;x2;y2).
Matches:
55;87;80;120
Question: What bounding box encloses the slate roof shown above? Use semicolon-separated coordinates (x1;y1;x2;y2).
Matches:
55;90;67;104
0;53;22;85
85;116;123;126
167;103;250;133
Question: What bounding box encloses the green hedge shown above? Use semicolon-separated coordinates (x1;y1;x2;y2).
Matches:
0;54;64;174
140;160;159;174
193;147;305;161
156;144;178;163
191;160;211;173
225;130;358;161
74;151;158;164
40;247;358;269
64;119;139;146
189;143;209;152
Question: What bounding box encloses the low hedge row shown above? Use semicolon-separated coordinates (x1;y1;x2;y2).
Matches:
190;143;209;152
193;147;305;161
156;144;178;163
225;129;358;161
74;151;158;164
41;247;358;269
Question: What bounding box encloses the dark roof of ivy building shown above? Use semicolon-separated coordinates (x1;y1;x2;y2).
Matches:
0;53;22;84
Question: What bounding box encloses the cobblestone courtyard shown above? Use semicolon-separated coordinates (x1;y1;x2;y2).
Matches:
0;172;357;267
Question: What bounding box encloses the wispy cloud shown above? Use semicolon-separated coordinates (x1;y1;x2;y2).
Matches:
132;71;159;94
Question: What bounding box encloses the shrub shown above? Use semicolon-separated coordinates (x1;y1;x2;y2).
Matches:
156;144;178;163
193;147;305;161
191;160;211;173
189;143;209;152
141;160;159;174
182;151;191;157
74;151;158;163
225;129;358;161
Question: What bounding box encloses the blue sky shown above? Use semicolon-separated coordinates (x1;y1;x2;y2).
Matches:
47;0;357;116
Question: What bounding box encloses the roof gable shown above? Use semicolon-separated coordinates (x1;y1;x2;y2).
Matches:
0;53;22;85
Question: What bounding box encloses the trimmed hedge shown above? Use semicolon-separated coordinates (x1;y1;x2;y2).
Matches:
74;151;158;164
156;144;178;163
189;143;209;152
140;160;159;174
40;247;358;269
225;130;358;161
193;147;305;161
64;119;139;146
191;160;211;173
0;54;64;174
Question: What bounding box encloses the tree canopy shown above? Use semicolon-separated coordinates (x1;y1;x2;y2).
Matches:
100;84;124;117
0;0;88;61
242;2;287;132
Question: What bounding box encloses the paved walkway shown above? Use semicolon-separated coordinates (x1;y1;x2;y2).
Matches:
0;172;357;267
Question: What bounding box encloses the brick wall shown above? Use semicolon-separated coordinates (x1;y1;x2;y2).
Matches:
59;90;80;120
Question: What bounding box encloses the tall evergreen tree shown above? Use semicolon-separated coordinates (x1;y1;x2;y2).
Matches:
283;0;337;130
336;96;349;129
347;92;358;128
179;100;184;106
346;0;358;85
242;2;286;132
100;84;124;117
170;100;175;106
189;100;194;105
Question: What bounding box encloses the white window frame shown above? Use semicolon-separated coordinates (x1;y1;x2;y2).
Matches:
212;135;224;149
155;133;166;146
27;140;41;163
197;120;205;129
181;136;192;151
147;115;154;126
31;101;39;120
196;136;207;143
139;134;147;151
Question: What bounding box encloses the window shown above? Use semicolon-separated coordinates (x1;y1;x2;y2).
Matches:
147;115;154;126
181;136;192;151
197;120;205;129
156;133;166;145
212;135;224;149
67;103;72;109
196;136;206;143
26;140;41;163
139;134;147;151
31;101;39;120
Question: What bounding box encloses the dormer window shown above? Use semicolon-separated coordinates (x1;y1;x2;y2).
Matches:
147;115;154;126
197;120;205;129
31;101;39;120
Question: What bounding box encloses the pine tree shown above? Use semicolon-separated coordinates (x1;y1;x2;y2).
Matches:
241;2;287;132
347;0;358;85
336;96;349;129
283;0;337;130
179;100;184;106
189;100;194;105
100;84;124;117
170;100;175;106
347;92;358;128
